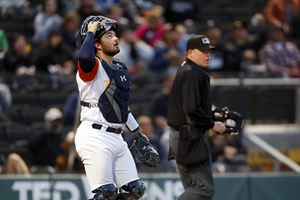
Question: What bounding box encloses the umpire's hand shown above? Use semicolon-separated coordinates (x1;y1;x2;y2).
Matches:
212;121;226;134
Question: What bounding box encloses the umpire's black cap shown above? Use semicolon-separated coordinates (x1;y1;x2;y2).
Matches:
186;35;215;51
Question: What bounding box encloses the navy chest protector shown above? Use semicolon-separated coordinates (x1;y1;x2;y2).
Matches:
99;59;131;123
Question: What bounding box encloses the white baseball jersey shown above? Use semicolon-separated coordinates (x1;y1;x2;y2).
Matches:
75;57;138;192
76;57;123;129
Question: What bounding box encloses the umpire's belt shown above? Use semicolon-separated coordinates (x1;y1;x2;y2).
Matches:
172;125;207;133
172;126;181;131
92;123;123;134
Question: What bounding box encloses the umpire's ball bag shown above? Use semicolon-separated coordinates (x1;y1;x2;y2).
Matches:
176;125;209;167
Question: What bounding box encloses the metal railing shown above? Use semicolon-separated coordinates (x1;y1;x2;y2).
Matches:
213;77;300;172
211;77;300;124
211;77;300;86
244;132;300;173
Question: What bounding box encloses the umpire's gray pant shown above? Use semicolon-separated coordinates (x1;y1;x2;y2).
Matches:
169;129;214;200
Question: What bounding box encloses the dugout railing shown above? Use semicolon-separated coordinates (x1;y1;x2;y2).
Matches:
211;77;300;172
210;77;300;124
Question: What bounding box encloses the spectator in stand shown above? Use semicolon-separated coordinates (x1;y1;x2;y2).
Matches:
244;13;275;76
172;23;191;53
248;12;269;49
220;20;258;75
0;0;33;20
149;24;186;77
3;34;35;75
163;0;202;23
96;0;119;14
209;133;247;173
117;0;155;26
115;24;154;87
59;0;80;14
264;0;300;34
0;29;9;71
34;29;73;74
1;153;30;176
104;3;129;27
134;5;166;47
76;0;102;22
32;0;62;45
114;0;142;25
60;11;81;50
0;67;11;120
134;0;164;12
27;107;69;172
209;135;232;173
0;82;11;111
259;24;300;77
203;21;226;76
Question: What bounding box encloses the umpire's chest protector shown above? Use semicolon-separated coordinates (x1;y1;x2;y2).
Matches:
99;59;131;123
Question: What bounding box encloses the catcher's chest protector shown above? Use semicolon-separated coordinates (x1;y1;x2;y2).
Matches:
99;60;131;123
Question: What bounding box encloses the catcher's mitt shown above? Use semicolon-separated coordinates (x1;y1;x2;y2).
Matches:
212;107;244;135
130;133;160;168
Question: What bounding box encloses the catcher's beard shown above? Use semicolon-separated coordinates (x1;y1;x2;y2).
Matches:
102;45;120;56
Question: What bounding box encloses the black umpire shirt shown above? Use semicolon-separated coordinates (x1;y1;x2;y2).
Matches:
167;59;215;131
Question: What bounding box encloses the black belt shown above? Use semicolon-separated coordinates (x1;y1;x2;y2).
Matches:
172;125;207;133
172;126;181;131
92;123;123;134
80;101;100;108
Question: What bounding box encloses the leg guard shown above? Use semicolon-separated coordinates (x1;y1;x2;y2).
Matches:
120;180;145;199
91;184;118;200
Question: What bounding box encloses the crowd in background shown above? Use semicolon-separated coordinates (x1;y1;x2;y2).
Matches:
0;0;300;80
0;0;299;175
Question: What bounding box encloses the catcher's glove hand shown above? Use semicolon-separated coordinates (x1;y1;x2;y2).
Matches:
212;107;244;135
130;133;160;168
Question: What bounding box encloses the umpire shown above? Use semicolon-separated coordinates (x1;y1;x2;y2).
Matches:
167;35;226;200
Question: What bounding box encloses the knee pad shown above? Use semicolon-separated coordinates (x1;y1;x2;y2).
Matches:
92;184;118;200
120;180;145;199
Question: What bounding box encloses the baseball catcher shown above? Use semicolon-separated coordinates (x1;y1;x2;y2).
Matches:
130;132;160;168
75;15;161;200
212;107;244;135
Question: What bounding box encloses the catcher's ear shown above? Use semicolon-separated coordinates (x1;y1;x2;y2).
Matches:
94;41;102;50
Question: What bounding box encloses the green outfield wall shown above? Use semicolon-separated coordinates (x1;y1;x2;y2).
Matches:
0;173;299;200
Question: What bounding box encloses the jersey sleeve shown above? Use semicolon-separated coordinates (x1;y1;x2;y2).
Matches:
77;58;99;81
77;32;99;81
